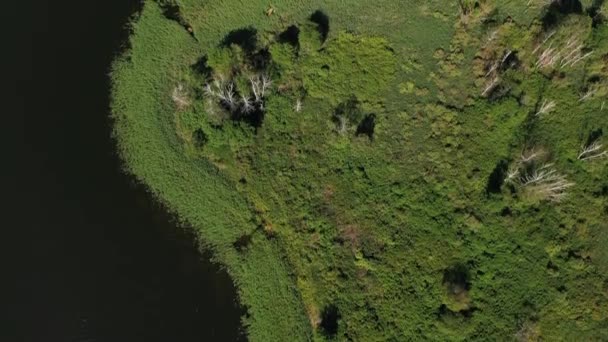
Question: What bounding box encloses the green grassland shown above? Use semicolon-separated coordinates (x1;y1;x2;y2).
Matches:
112;0;608;340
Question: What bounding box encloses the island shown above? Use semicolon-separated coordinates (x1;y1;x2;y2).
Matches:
111;0;608;340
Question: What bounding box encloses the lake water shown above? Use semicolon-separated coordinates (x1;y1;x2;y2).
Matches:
5;1;244;341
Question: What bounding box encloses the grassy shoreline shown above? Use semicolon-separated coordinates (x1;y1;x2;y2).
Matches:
111;3;313;340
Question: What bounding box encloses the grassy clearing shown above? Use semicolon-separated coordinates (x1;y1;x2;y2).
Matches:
113;0;608;340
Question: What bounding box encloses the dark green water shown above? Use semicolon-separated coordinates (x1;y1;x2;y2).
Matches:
5;1;244;341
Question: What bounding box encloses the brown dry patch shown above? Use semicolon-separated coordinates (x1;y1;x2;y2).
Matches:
305;303;322;328
458;0;494;26
307;232;322;249
337;224;361;251
322;184;335;201
289;145;298;158
355;265;369;280
261;218;276;238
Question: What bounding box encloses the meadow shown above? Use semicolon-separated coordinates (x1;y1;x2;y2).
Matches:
112;0;608;340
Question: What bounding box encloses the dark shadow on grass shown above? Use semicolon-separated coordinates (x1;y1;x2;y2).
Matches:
443;264;471;296
235;107;265;130
356;114;376;140
436;304;477;319
333;96;362;129
221;27;258;53
319;304;340;337
542;0;583;29
233;234;253;252
249;48;272;71
156;0;196;38
310;10;330;43
191;55;212;79
192;128;208;148
588;0;606;27
585;128;603;146
486;160;508;195
550;0;583;13
278;25;301;49
499;50;520;72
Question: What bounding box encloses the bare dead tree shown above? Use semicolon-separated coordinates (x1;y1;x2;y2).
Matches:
337;116;348;134
261;75;272;97
505;167;521;184
249;77;261;102
520;163;557;186
294;99;303;113
520;148;546;163
521;163;574;202
579;88;597;102
224;82;236;108
241;95;254;113
564;51;592;68
578;140;607;161
501;50;513;66
536;43;560;69
504;147;573;202
485;60;500;78
530;176;574;202
481;48;518;97
536;99;556;116
204;77;238;110
535;33;592;71
559;36;583;67
249;74;272;103
203;74;274;125
532;30;555;54
482;76;500;96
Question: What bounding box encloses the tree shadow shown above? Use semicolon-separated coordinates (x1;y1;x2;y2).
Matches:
233;107;265;131
310;10;330;43
542;0;583;29
333;96;362;128
486;159;508;195
278;25;301;49
191;55;212;79
319;304;340;337
221;27;258;53
249;48;272;71
156;0;196;38
356;114;376;140
585;128;603;146
443;264;471;296
233;234;252;252
192;128;208;148
588;0;606;26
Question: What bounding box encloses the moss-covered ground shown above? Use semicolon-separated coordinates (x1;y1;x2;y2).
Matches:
112;0;608;340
